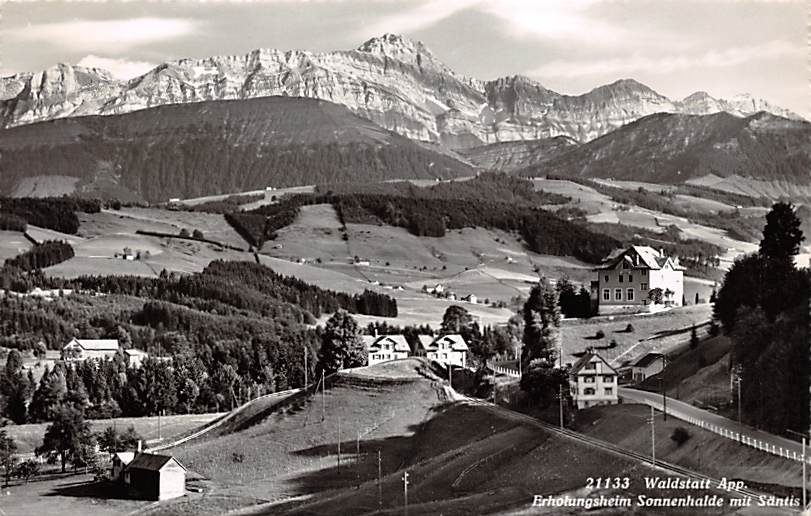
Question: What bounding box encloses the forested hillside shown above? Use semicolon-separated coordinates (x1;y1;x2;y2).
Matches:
0;97;473;202
0;260;397;423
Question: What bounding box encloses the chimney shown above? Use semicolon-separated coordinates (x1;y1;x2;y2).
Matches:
137;440;142;454
373;326;378;338
659;248;665;258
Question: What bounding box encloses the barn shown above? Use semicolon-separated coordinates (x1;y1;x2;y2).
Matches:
123;453;187;501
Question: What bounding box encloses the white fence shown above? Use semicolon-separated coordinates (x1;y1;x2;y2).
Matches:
679;413;811;465
488;361;520;378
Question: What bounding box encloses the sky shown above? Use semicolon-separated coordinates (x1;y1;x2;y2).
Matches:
1;0;808;117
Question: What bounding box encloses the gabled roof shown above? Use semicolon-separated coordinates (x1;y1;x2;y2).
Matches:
417;334;469;352
113;452;136;465
570;351;617;375
124;348;148;357
632;352;665;368
126;453;186;472
65;338;120;351
595;246;686;271
362;335;410;353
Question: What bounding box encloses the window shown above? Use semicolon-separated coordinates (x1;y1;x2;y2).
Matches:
583;376;595;383
618;274;623;283
604;387;614;395
585;362;596;370
603;289;610;301
627;288;635;301
629;274;633;282
641;282;648;291
583;388;596;395
641;270;647;276
615;289;622;301
603;375;614;382
604;274;609;283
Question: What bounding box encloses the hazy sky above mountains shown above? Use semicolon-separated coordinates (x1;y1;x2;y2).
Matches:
2;0;807;117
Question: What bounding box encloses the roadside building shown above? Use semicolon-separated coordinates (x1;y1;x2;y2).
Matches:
416;334;468;368
627;352;665;383
594;246;684;315
61;338;120;362
123;453;187;501
569;350;619;409
362;335;410;366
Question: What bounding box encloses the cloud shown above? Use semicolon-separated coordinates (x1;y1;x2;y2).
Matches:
2;17;199;53
358;0;626;45
357;0;479;38
530;40;804;78
76;55;156;80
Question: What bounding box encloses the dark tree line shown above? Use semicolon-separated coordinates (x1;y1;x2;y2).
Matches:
4;241;74;271
0;197;101;235
714;202;809;434
0;213;27;232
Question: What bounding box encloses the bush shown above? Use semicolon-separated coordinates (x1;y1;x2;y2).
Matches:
192;229;204;240
624;323;634;333
671;427;691;446
595;330;605;339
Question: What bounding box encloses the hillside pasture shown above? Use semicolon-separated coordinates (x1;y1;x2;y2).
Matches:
0;230;32;261
7;413;224;455
560;304;714;367
576;403;801;490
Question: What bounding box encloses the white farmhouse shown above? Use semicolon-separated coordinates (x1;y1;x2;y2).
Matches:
362;335;410;366
594;246;684;315
569;350;619;409
417;334;468;368
62;338;120;362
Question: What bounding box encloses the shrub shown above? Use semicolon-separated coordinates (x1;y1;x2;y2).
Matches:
595;330;605;339
232;452;244;463
624;323;634;333
671;427;691;446
192;229;204;240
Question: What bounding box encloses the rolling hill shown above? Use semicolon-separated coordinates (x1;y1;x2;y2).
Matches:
0;96;473;202
526;111;811;187
458;135;578;172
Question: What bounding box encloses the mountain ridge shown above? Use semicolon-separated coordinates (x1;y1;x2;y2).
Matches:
1;34;801;147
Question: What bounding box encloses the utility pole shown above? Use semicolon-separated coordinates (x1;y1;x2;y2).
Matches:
660;356;667;421
650;406;656;468
559;385;564;429
402;471;410;516
337;417;341;469
158;409;162;441
304;346;308;390
377;450;383;510
448;363;452;389
321;370;326;422
803;436;807;510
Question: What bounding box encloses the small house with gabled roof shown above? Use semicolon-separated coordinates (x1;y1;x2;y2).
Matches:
416;334;468;368
123;453;186;501
362;335;410;366
594;246;684;315
628;352;666;383
569;350;618;409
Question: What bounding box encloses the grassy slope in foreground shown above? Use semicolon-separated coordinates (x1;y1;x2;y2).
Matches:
160;359;731;516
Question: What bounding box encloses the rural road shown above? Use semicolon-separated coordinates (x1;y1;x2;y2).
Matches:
620;387;808;460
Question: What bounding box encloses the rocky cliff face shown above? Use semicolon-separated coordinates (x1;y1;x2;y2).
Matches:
1;34;801;147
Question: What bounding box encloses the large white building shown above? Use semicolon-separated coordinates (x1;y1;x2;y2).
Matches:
569;350;619;409
594;246;684;315
362;335;410;366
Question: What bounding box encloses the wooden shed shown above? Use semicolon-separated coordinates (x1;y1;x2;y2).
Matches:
123;453;186;501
